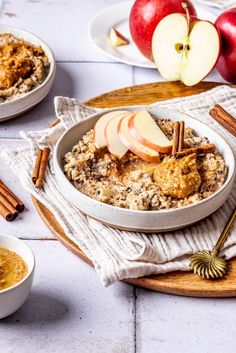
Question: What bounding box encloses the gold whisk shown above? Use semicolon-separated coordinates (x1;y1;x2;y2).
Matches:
190;206;236;280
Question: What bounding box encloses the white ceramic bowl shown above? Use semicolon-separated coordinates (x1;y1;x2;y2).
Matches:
54;106;236;232
0;25;56;122
0;235;35;319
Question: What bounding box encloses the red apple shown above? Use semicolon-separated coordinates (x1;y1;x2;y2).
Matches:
215;8;236;83
152;12;221;86
129;0;196;60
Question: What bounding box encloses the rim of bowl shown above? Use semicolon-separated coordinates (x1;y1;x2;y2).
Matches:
54;108;236;215
87;1;156;70
0;24;56;107
0;234;35;295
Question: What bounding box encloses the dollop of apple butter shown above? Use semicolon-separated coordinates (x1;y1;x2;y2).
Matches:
0;33;49;101
0;57;33;90
154;154;201;199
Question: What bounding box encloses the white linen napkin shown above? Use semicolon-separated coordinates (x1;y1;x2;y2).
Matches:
1;85;236;286
198;0;236;9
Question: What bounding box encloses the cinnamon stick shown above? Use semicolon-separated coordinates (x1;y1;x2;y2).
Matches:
0;180;25;213
48;118;60;128
172;121;180;155
0;194;18;219
209;104;236;137
175;144;216;158
178;121;185;152
35;147;50;189
32;149;43;184
0;201;15;222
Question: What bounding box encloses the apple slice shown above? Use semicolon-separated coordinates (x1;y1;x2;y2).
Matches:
152;13;220;86
94;110;129;149
129;111;172;153
105;113;131;158
110;27;129;47
118;114;160;163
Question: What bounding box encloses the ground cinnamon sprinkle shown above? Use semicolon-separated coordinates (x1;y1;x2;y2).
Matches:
0;248;28;290
0;33;50;102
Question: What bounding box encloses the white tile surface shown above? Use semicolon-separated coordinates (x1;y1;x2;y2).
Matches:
0;62;132;138
136;289;236;353
0;139;54;239
0;0;125;62
0;240;135;353
0;1;235;352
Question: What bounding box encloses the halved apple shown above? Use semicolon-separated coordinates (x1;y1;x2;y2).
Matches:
105;113;131;158
129;110;172;153
118;114;160;163
152;13;221;86
110;27;129;47
94;110;128;149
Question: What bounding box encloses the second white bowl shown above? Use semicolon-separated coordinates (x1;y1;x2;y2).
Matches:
0;25;56;122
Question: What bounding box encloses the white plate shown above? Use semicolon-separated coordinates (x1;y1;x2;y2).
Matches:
0;25;56;122
89;1;216;69
54;106;235;232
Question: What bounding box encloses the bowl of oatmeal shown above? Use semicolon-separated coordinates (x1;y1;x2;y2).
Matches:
0;25;55;122
54;106;235;232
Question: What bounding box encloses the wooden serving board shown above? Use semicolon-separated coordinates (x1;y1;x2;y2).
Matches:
33;81;236;297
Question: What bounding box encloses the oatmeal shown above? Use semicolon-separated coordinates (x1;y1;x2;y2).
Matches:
0;33;50;102
64;118;227;211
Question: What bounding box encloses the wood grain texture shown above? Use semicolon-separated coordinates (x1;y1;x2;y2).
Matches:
84;81;224;107
32;81;236;297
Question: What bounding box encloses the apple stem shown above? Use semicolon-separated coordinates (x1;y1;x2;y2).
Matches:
182;2;190;36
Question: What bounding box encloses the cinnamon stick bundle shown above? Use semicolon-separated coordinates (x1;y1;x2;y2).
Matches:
0;202;15;222
0;194;18;219
32;147;50;189
171;119;215;159
0;180;25;213
209;104;236;137
0;180;25;221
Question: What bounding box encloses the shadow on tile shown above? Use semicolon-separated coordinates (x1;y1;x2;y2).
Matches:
1;289;71;326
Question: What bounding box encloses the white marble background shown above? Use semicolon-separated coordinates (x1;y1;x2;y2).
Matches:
0;1;236;352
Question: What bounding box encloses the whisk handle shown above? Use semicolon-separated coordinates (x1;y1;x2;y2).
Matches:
213;207;236;255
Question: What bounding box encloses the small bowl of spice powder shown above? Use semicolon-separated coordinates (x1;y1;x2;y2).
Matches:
0;235;35;319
